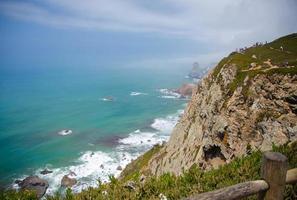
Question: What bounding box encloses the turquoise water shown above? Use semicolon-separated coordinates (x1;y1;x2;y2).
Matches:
0;65;190;191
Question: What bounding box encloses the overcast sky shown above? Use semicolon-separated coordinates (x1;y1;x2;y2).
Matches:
0;0;296;70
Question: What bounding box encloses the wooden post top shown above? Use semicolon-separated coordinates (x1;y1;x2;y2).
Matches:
260;151;288;200
263;152;287;162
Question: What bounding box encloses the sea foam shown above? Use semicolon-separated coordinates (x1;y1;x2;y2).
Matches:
13;109;184;195
130;91;148;96
58;129;73;136
158;88;181;99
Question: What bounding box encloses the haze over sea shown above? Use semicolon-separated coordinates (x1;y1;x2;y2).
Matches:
0;65;192;193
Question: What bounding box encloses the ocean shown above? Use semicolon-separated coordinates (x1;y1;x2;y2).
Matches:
0;65;193;194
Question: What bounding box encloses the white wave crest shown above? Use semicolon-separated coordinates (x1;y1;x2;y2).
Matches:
119;131;164;147
58;129;73;136
130;92;148;96
13;109;185;196
158;88;181;99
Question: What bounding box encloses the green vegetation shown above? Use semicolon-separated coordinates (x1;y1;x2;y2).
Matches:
120;144;163;182
0;190;38;200
212;33;297;106
2;142;296;200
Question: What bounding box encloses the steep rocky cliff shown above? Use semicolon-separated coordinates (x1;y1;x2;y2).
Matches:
146;33;297;176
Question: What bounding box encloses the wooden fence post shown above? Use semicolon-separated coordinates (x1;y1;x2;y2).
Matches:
258;152;288;200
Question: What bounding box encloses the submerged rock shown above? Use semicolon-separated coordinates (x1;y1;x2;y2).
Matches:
14;179;22;185
101;96;114;102
40;169;53;175
18;176;49;198
58;129;72;136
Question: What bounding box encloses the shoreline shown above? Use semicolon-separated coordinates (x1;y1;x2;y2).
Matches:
10;104;186;196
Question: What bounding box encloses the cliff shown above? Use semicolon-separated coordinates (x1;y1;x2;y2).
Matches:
145;33;297;176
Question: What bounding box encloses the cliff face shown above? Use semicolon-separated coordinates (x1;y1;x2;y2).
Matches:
147;34;297;176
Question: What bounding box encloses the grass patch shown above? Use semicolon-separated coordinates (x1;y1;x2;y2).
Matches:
211;33;297;100
120;144;163;181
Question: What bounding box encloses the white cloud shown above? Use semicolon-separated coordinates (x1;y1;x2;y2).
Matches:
0;0;296;48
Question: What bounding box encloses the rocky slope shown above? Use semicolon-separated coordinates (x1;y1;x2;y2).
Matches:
144;33;297;176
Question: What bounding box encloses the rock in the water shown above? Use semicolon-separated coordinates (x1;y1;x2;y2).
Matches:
188;62;200;79
18;176;49;198
116;166;122;171
40;169;53;175
14;179;22;185
101;96;114;102
174;83;195;97
61;175;77;188
100;164;104;169
69;171;77;177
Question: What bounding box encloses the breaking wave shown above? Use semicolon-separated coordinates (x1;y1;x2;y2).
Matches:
13;109;184;195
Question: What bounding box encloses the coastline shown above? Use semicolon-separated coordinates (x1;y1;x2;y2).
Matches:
10;99;187;195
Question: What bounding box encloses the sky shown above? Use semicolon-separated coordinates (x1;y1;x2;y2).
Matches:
0;0;296;71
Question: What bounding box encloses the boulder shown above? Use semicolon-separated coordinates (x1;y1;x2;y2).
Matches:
40;169;53;175
18;176;49;198
61;175;77;188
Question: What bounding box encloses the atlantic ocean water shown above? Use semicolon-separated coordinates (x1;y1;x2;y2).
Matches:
0;65;192;194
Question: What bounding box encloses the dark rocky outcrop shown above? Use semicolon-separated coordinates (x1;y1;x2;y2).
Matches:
18;176;49;198
40;169;53;175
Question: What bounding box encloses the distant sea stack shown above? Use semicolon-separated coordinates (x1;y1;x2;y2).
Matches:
174;83;195;98
188;62;200;79
126;33;297;177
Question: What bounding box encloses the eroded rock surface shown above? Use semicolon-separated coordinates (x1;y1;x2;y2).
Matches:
148;61;297;176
